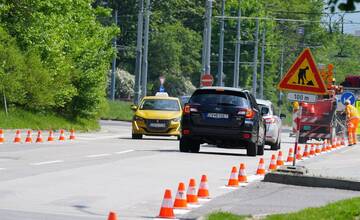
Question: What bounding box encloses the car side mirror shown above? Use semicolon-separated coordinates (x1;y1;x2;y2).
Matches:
130;105;138;111
280;113;286;119
260;108;269;116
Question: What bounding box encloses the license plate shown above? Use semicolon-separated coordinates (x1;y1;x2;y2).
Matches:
207;113;229;119
303;125;311;131
149;123;166;128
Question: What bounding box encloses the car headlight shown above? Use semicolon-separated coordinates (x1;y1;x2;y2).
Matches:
134;115;145;122
172;117;181;122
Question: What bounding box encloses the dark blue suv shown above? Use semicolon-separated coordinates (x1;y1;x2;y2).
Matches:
180;87;266;156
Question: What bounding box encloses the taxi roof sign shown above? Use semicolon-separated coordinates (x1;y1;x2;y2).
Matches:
155;92;169;97
278;48;327;95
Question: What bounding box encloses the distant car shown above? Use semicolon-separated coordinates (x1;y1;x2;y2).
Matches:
179;95;191;108
131;92;182;139
256;99;283;150
180;87;266;156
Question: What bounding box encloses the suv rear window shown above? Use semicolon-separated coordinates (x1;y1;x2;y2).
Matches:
190;89;249;107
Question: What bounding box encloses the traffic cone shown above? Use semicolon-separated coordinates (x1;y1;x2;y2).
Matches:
13;130;21;143
158;189;175;219
227;166;239;187
174;182;187;209
331;138;337;149
256;158;266;175
287;148;294;162
238;163;247;183
276;151;284;166
296;146;302;160
303;144;309;158
36;130;43;143
337;138;341;148
187;178;198;204
321;141;327;152
47;130;54;142
326;141;332;151
107;211;118;220
69;129;75;140
341;137;345;147
197;175;210;199
309;144;315;156
58;129;65;141
25;130;32;143
268;154;277;171
315;143;321;154
0;129;4;144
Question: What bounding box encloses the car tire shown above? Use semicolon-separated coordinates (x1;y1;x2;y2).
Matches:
270;134;281;150
257;125;265;155
132;133;142;139
247;141;257;157
180;138;200;153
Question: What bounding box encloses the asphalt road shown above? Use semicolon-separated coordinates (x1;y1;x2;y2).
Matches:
0;121;358;220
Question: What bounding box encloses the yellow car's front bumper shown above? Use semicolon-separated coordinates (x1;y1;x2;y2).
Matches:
132;119;181;136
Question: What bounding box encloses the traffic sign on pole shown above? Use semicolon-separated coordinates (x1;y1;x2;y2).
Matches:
287;92;317;103
278;48;327;95
341;92;355;105
201;74;214;87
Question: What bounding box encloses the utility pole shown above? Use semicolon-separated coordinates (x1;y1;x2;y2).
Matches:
134;0;144;105
217;0;225;86
279;45;284;116
259;27;266;99
233;0;241;88
141;0;150;98
252;18;259;97
204;0;213;75
110;10;118;101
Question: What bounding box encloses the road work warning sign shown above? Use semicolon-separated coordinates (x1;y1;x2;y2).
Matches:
278;48;327;95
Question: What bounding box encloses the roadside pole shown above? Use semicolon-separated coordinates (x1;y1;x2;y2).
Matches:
204;0;213;75
110;10;118;101
293;104;302;166
259;27;266;99
252;18;259;97
141;0;150;98
217;0;225;86
233;0;241;88
278;45;284;116
134;0;144;105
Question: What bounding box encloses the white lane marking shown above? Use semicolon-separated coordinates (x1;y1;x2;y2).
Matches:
114;149;135;154
86;153;111;158
30;160;64;166
0;168;5;170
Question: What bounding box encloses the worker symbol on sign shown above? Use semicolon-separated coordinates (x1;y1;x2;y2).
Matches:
295;66;314;86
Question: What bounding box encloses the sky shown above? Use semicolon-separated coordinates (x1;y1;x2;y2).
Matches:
326;1;360;34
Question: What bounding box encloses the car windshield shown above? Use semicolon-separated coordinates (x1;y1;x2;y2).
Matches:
190;90;249;107
140;99;180;111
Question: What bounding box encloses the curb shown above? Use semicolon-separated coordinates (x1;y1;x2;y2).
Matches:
264;172;360;191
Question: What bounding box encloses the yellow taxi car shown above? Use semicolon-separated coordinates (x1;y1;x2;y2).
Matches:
131;93;182;139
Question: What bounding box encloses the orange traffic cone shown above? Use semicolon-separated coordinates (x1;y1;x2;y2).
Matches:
331;138;336;149
287;148;294;162
227;166;239;187
107;211;118;220
256;158;266;175
303;144;309;158
187;178;198;204
197;175;210;199
309;144;315;156
174;182;187;209
296;146;302;160
341;137;345;147
69;129;75;140
59;129;65;141
238;163;247;183
326;141;332;151
13;130;21;143
321;141;327;152
0;129;4;144
25;130;32;144
36;130;43;143
158;189;175;219
268;154;277;171
47;130;54;142
315;143;321;154
276;151;284;166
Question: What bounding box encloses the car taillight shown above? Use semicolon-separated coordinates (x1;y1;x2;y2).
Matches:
265;118;276;124
183;104;198;115
238;108;254;119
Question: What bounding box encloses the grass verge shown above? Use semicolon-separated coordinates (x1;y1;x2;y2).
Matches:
206;197;360;220
100;100;133;121
0;109;99;131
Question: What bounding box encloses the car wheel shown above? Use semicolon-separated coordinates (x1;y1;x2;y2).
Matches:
180;137;200;153
132;133;142;139
247;141;257;157
271;134;281;150
257;125;265;155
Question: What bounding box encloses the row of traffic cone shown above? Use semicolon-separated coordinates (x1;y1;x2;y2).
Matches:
0;129;75;144
158;175;210;218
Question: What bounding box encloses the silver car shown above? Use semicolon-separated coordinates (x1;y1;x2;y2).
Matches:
256;99;283;150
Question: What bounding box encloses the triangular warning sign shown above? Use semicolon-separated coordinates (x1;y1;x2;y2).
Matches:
278;48;327;95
